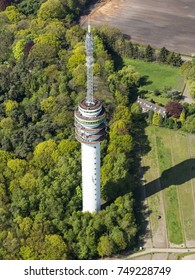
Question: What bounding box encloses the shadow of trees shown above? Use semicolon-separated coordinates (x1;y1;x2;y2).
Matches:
129;114;152;248
110;50;124;71
145;158;195;198
139;75;152;87
78;0;101;18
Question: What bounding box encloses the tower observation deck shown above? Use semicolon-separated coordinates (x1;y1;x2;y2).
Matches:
74;24;106;213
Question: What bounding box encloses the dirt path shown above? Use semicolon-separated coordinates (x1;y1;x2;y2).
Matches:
141;132;168;249
83;0;195;55
182;83;195;104
169;131;186;248
152;134;168;248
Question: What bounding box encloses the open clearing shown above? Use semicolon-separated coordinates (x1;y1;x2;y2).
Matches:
124;58;184;105
142;126;195;249
124;58;184;91
85;0;195;55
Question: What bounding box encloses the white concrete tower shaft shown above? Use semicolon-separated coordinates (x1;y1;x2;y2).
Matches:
74;24;106;213
82;143;100;212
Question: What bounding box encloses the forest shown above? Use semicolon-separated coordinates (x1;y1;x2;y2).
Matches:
0;0;142;259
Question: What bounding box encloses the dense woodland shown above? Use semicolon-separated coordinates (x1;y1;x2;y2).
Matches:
0;0;143;259
0;1;194;260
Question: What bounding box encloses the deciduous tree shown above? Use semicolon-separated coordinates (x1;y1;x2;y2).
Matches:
165;101;183;118
145;44;154;62
37;0;66;20
97;235;113;257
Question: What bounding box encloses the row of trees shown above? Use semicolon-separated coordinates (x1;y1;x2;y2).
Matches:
179;59;195;132
181;103;195;133
96;24;182;67
181;59;195;99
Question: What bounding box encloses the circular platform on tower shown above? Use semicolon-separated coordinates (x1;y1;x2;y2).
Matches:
74;98;106;144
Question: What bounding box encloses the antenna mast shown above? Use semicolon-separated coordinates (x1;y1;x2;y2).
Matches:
85;23;94;105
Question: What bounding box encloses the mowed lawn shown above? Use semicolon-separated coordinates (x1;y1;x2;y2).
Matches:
124;59;184;105
142;126;195;246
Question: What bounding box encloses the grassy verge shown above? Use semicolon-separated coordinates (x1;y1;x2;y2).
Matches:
155;129;183;244
164;186;183;244
142;130;162;232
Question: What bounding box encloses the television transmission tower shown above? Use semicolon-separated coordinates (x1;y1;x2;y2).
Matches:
74;24;106;213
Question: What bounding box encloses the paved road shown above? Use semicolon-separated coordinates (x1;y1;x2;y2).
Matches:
128;248;195;258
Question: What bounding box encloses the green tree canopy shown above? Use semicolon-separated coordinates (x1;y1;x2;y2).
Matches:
33;139;58;170
37;0;66;20
97;235;114;257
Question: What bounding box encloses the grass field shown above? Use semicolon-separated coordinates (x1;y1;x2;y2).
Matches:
142;126;195;247
124;59;184;104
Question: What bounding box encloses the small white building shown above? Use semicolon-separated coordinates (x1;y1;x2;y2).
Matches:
137;97;167;117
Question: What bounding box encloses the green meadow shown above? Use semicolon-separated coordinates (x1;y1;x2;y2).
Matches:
124;59;185;105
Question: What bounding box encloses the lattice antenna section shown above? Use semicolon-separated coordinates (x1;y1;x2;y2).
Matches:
85;24;94;105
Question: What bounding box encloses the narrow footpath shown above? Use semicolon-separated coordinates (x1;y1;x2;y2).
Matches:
182;83;194;104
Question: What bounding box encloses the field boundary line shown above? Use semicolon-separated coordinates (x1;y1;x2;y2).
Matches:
187;135;195;230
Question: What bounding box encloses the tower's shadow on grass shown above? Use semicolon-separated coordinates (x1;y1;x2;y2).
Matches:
145;158;195;198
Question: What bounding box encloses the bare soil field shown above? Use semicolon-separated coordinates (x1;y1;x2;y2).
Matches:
182;254;195;259
84;0;195;55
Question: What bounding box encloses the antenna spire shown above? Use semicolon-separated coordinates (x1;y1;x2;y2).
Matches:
88;17;91;33
85;20;94;105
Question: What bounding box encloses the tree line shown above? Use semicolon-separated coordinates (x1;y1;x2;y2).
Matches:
96;24;182;67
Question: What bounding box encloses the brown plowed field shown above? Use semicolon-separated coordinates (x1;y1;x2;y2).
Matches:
85;0;195;55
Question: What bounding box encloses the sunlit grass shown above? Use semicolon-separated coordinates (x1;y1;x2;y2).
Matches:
124;58;184;93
